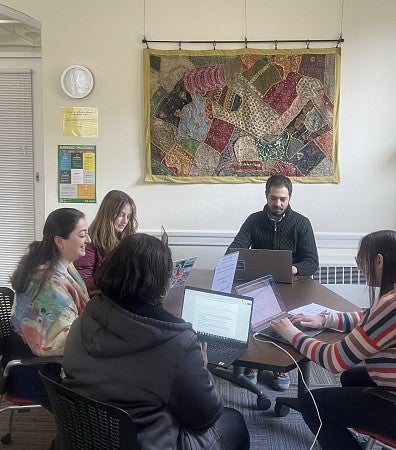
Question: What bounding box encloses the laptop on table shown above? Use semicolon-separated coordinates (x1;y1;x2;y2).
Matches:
235;275;323;343
169;256;197;289
231;248;294;284
181;286;253;368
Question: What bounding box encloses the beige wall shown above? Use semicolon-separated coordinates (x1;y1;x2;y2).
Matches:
1;0;396;267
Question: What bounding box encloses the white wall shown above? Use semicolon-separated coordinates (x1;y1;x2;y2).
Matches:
1;0;396;269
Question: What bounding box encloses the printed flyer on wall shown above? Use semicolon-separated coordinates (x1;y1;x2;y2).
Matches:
58;145;96;203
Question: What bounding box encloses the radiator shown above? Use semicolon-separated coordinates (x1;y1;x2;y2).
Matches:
312;266;366;285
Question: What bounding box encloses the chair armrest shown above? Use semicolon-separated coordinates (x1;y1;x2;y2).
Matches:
363;387;396;404
3;356;63;377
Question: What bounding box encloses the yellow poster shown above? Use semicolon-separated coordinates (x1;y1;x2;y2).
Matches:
62;107;98;137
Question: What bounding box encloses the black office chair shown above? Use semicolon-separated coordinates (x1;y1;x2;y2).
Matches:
39;372;140;450
0;286;62;445
210;365;271;410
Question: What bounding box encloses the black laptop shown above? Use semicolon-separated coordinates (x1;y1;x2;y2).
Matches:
231;248;294;283
181;286;253;368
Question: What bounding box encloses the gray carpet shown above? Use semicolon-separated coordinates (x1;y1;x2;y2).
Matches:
0;365;381;449
214;364;381;450
214;365;334;450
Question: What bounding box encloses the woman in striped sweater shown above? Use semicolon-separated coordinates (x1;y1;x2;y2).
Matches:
271;230;396;450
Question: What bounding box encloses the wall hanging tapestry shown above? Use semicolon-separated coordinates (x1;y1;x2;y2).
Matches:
144;47;340;183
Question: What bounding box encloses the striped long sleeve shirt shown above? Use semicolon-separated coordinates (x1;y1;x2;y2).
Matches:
287;289;396;387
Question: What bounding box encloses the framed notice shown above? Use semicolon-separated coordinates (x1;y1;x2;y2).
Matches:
58;145;96;203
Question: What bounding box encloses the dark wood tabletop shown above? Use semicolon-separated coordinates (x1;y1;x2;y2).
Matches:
163;269;357;372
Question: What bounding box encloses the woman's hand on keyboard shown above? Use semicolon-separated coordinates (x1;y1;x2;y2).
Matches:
271;317;293;334
290;314;326;329
271;317;301;342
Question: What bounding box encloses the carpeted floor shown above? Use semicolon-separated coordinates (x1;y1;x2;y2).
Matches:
0;364;381;449
215;365;333;450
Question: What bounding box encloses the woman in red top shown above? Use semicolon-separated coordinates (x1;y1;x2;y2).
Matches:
74;190;138;295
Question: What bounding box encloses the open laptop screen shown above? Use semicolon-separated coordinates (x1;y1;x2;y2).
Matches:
182;286;253;344
235;275;287;332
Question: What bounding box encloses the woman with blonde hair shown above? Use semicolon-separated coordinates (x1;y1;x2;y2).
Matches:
74;189;138;295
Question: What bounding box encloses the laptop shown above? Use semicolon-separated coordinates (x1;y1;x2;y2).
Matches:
169;256;197;289
160;226;168;245
181;286;253;368
231;248;294;283
235;275;323;343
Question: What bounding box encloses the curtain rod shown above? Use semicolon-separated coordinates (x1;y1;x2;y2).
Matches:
142;36;344;48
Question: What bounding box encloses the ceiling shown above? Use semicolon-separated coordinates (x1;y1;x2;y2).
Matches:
0;11;41;51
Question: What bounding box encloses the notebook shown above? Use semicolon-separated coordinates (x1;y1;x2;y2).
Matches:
169;256;197;289
235;275;323;343
181;286;253;368
231;248;294;283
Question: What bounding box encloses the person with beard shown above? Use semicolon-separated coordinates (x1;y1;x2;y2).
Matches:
227;174;319;390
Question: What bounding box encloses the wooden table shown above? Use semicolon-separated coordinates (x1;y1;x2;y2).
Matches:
163;269;357;413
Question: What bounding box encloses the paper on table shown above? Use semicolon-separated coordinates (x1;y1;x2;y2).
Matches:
288;302;338;316
288;302;343;332
211;251;239;293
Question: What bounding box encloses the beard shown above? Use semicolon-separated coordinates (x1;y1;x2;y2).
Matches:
268;205;286;218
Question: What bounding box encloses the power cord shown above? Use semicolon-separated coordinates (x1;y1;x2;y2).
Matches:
252;332;322;450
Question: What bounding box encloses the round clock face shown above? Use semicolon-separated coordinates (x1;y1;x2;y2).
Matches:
61;65;94;98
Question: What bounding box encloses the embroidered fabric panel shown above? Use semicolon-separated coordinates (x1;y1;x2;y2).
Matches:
144;48;340;183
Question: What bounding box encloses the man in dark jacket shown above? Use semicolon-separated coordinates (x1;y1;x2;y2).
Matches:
228;174;319;389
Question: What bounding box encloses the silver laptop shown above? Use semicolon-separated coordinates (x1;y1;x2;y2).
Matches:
169;256;197;289
181;286;253;368
235;275;323;343
231;248;294;283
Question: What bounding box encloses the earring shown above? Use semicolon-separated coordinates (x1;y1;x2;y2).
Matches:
161;288;169;298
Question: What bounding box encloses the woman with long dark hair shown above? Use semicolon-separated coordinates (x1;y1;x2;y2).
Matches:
5;208;91;404
271;230;396;449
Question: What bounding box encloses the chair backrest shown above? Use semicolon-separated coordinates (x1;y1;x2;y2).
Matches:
0;287;14;353
39;372;140;450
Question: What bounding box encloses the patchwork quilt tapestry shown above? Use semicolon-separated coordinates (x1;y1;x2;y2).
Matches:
144;47;340;183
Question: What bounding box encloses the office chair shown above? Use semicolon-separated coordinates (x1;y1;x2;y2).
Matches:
354;429;396;450
0;286;62;445
210;365;271;410
40;372;140;450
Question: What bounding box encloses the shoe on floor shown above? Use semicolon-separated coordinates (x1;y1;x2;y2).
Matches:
244;368;257;381
273;372;290;390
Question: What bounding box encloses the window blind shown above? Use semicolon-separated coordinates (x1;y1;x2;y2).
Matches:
0;70;34;287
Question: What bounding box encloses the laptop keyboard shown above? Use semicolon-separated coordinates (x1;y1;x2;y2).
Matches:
207;341;242;357
207;339;242;358
260;327;289;343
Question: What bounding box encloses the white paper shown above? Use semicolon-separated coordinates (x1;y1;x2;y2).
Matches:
288;302;338;315
211;252;239;293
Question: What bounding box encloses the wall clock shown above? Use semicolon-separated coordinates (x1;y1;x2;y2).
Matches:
61;65;94;98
